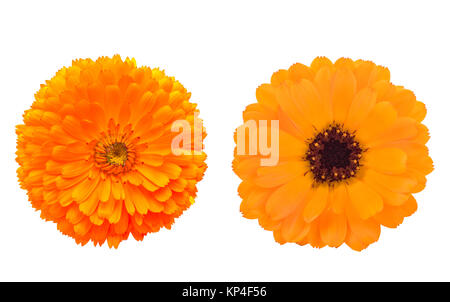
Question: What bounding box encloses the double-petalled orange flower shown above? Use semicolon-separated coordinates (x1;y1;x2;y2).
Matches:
16;55;207;248
233;57;433;251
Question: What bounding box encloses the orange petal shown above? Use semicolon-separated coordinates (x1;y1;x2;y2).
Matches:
169;178;188;193
254;161;305;188
62;161;92;178
240;187;271;219
368;117;418;148
409;101;426;122
62;115;86;141
329;184;348;214
72;176;99;203
363;170;410;206
357;101;397;144
288;63;314;82
147;194;164;213
365;147;407;174
331;67;356;123
290;79;332;130
153;105;174;124
140;154;164;167
159;162;182;180
303;185;329;223
303;220;325;248
255;84;278;112
365;169;417;193
345;88;376;131
98;177;111;202
97;198;115;219
373;199;415;229
74;216;92;236
347;180;383;219
281;209;310;242
154;186;172;202
278;130;307;159
79;190;100;216
265;176;311;220
346;213;380;250
274;85;314;139
104;85;121;120
310;56;333;72
136;165;170;187
113;206;129;234
125;185;150;215
386;88;416;117
319;210;347;247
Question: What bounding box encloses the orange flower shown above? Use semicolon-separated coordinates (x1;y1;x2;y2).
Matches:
233;57;433;251
16;55;207;248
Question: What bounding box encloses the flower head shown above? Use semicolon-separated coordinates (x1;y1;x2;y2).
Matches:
233;57;433;251
16;55;207;248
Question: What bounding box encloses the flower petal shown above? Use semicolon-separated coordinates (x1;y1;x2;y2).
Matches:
136;165;170;187
265;176;311;220
368;117;418;148
331;67;356;123
303;185;329;223
319;210;347;247
357;101;397;145
365;147;407;174
347;180;383;219
253;161;305;188
363;169;410;206
345;88;376;131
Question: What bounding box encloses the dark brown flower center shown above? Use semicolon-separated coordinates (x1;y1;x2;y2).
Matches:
305;124;364;184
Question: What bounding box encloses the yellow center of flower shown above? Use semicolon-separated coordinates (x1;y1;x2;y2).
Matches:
93;125;139;175
105;142;128;166
305;124;364;184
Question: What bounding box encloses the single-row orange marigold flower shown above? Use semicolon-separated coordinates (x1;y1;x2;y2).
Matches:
16;55;207;248
233;57;433;251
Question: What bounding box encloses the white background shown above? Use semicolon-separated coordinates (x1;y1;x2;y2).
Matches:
1;0;449;281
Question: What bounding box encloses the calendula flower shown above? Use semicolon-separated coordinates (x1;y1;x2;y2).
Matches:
16;55;207;248
233;57;433;251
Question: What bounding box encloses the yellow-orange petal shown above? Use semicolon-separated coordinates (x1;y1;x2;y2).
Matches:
303;185;329;223
254;161;305;188
319;210;347;247
363;170;410;206
61;161;92;178
357;102;398;144
345;88;376;131
346;214;380;251
290;79;331;130
281;209;310;242
98;177;111;202
347;180;383;219
72;176;99;203
255;84;278;112
329;184;348;214
274;85;315;139
331;67;356;123
240;187;271;219
265;176;311;220
409;101;427;122
368;117;418;148
365;147;407;174
136;164;170;187
310;56;333;72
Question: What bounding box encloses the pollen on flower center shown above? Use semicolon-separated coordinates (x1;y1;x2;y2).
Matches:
105;142;128;166
305;124;364;184
93;125;138;175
